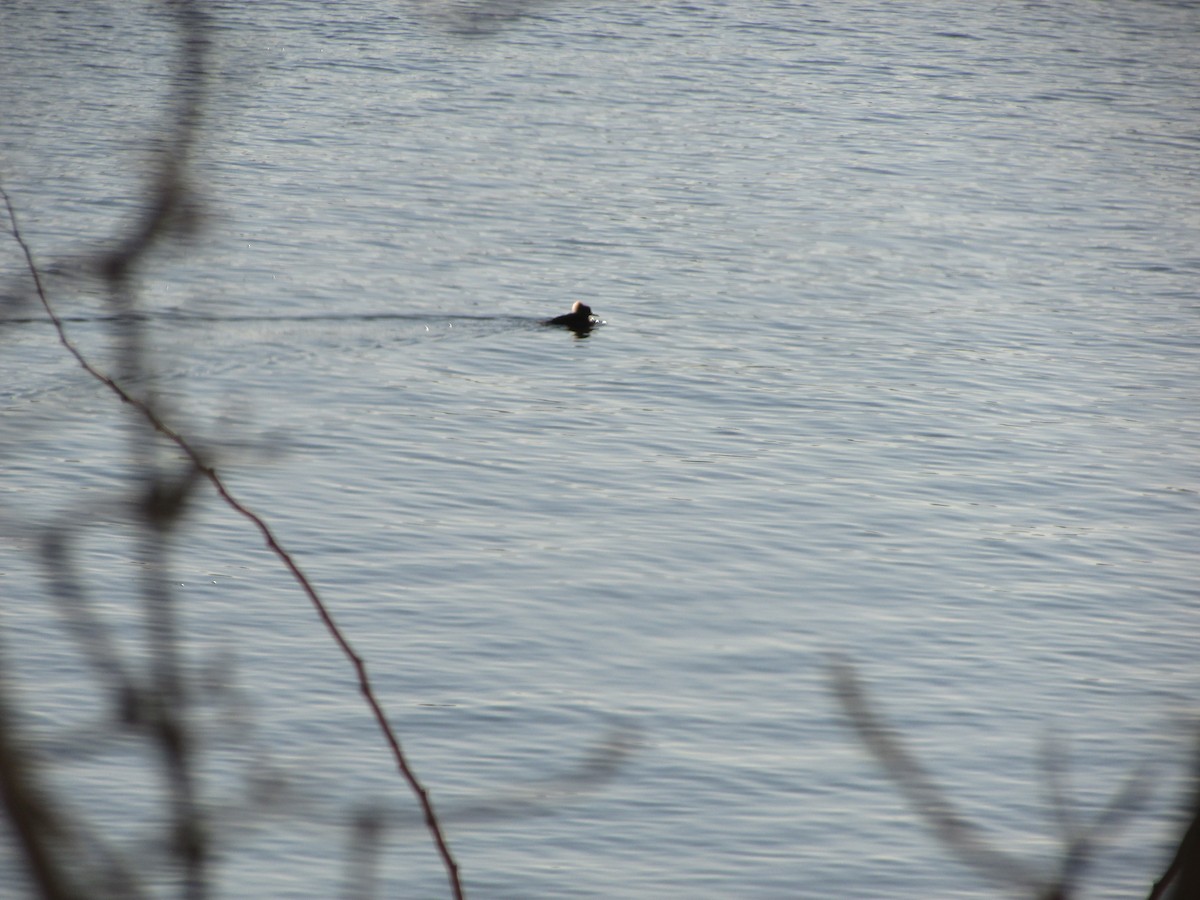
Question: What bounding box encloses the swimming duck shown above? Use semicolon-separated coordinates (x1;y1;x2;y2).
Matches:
545;301;599;333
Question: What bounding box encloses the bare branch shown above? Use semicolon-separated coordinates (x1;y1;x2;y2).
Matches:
829;656;1051;895
1148;738;1200;900
2;7;465;881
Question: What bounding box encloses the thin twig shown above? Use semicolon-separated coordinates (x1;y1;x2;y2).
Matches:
3;185;464;899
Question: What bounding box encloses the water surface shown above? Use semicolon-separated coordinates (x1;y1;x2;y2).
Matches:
2;1;1198;897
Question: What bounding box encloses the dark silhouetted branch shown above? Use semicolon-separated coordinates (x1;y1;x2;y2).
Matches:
829;656;1049;896
3;10;464;878
1148;741;1200;900
830;656;1164;899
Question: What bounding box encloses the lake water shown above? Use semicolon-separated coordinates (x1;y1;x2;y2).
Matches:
1;1;1198;897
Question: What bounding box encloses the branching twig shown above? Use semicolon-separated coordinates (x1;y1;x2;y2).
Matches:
828;657;1048;895
4;167;464;900
830;657;1167;900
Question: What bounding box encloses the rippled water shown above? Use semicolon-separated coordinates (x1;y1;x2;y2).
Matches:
2;1;1198;897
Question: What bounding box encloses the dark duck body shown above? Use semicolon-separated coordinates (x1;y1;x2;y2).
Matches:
544;301;600;334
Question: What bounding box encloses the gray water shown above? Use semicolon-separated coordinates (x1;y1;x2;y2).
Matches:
2;1;1198;897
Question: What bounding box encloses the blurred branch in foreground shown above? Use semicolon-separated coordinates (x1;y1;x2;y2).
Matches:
1;1;651;895
416;0;557;37
1147;737;1200;900
829;656;1193;900
0;0;465;891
